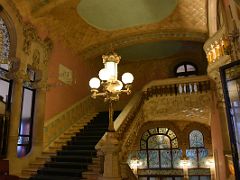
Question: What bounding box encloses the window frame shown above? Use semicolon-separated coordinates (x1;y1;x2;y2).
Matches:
174;62;198;77
140;128;181;169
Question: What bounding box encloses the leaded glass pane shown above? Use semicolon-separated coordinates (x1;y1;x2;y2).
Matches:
141;140;147;149
198;148;208;167
167;129;176;139
139;177;147;180
142;131;150;141
186;64;196;72
171;138;178;148
149;128;158;135
186;149;198;168
148;150;159;168
0;17;10;62
138;151;148;169
189;176;198;180
173;149;182;168
160;150;172;168
177;65;185;73
200;176;211;180
189;130;204;148
148;135;170;149
159;128;168;134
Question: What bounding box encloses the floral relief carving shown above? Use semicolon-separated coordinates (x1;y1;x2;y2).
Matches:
143;93;212;125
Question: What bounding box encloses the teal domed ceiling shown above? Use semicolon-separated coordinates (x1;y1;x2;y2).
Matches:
77;0;178;30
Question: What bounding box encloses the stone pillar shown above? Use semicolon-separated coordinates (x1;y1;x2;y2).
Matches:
7;76;23;175
100;132;122;180
31;86;46;155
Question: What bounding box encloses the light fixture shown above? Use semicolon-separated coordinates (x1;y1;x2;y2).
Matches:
130;153;142;175
89;51;134;132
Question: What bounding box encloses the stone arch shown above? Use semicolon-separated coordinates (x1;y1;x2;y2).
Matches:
0;5;17;59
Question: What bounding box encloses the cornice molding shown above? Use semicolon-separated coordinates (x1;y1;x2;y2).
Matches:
81;31;208;61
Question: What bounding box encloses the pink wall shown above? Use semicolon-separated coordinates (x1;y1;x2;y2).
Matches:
210;99;227;180
44;40;99;120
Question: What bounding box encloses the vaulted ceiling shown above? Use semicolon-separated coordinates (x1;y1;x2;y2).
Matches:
13;0;208;61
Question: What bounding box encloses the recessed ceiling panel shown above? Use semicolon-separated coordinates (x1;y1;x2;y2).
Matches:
77;0;178;30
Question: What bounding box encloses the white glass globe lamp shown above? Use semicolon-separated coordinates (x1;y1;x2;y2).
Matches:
122;72;134;84
89;77;100;89
98;68;110;81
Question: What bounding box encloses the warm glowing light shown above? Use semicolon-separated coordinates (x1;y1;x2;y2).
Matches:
180;159;190;168
205;158;215;168
105;61;117;80
99;68;110;81
122;72;134;84
114;80;123;91
89;77;100;89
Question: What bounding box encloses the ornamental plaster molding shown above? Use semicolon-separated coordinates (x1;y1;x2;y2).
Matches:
81;31;207;61
23;24;53;58
16;0;208;59
6;0;23;23
143;93;212;125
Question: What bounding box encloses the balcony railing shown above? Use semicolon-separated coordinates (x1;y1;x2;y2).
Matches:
203;26;231;64
142;76;210;100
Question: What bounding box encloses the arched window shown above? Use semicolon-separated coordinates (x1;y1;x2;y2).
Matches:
137;128;182;169
187;130;208;168
17;67;37;157
175;63;197;77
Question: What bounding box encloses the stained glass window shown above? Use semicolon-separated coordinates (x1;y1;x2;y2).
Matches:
189;130;204;148
0;17;10;70
148;150;159;168
160;150;171;168
138;128;181;169
148;135;170;149
187;130;208;168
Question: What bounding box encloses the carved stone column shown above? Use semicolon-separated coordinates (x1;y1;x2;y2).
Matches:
7;75;24;175
32;86;46;149
99;132;122;180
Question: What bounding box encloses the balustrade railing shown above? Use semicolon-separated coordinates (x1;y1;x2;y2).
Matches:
203;26;231;64
143;76;210;100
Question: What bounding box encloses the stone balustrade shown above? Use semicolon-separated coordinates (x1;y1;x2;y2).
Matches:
142;75;210;100
43;96;96;149
203;26;231;64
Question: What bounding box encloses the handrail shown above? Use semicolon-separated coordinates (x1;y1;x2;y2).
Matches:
203;26;231;64
114;92;142;131
143;75;209;90
43;95;97;148
143;76;211;100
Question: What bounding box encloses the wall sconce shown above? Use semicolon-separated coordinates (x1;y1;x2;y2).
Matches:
130;154;142;175
180;156;190;180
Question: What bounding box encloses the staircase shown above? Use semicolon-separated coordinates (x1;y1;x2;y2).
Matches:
29;111;120;180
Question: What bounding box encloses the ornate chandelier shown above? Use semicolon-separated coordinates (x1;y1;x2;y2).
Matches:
89;51;134;131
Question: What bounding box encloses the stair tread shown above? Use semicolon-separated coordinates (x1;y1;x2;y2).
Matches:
28;111;118;179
